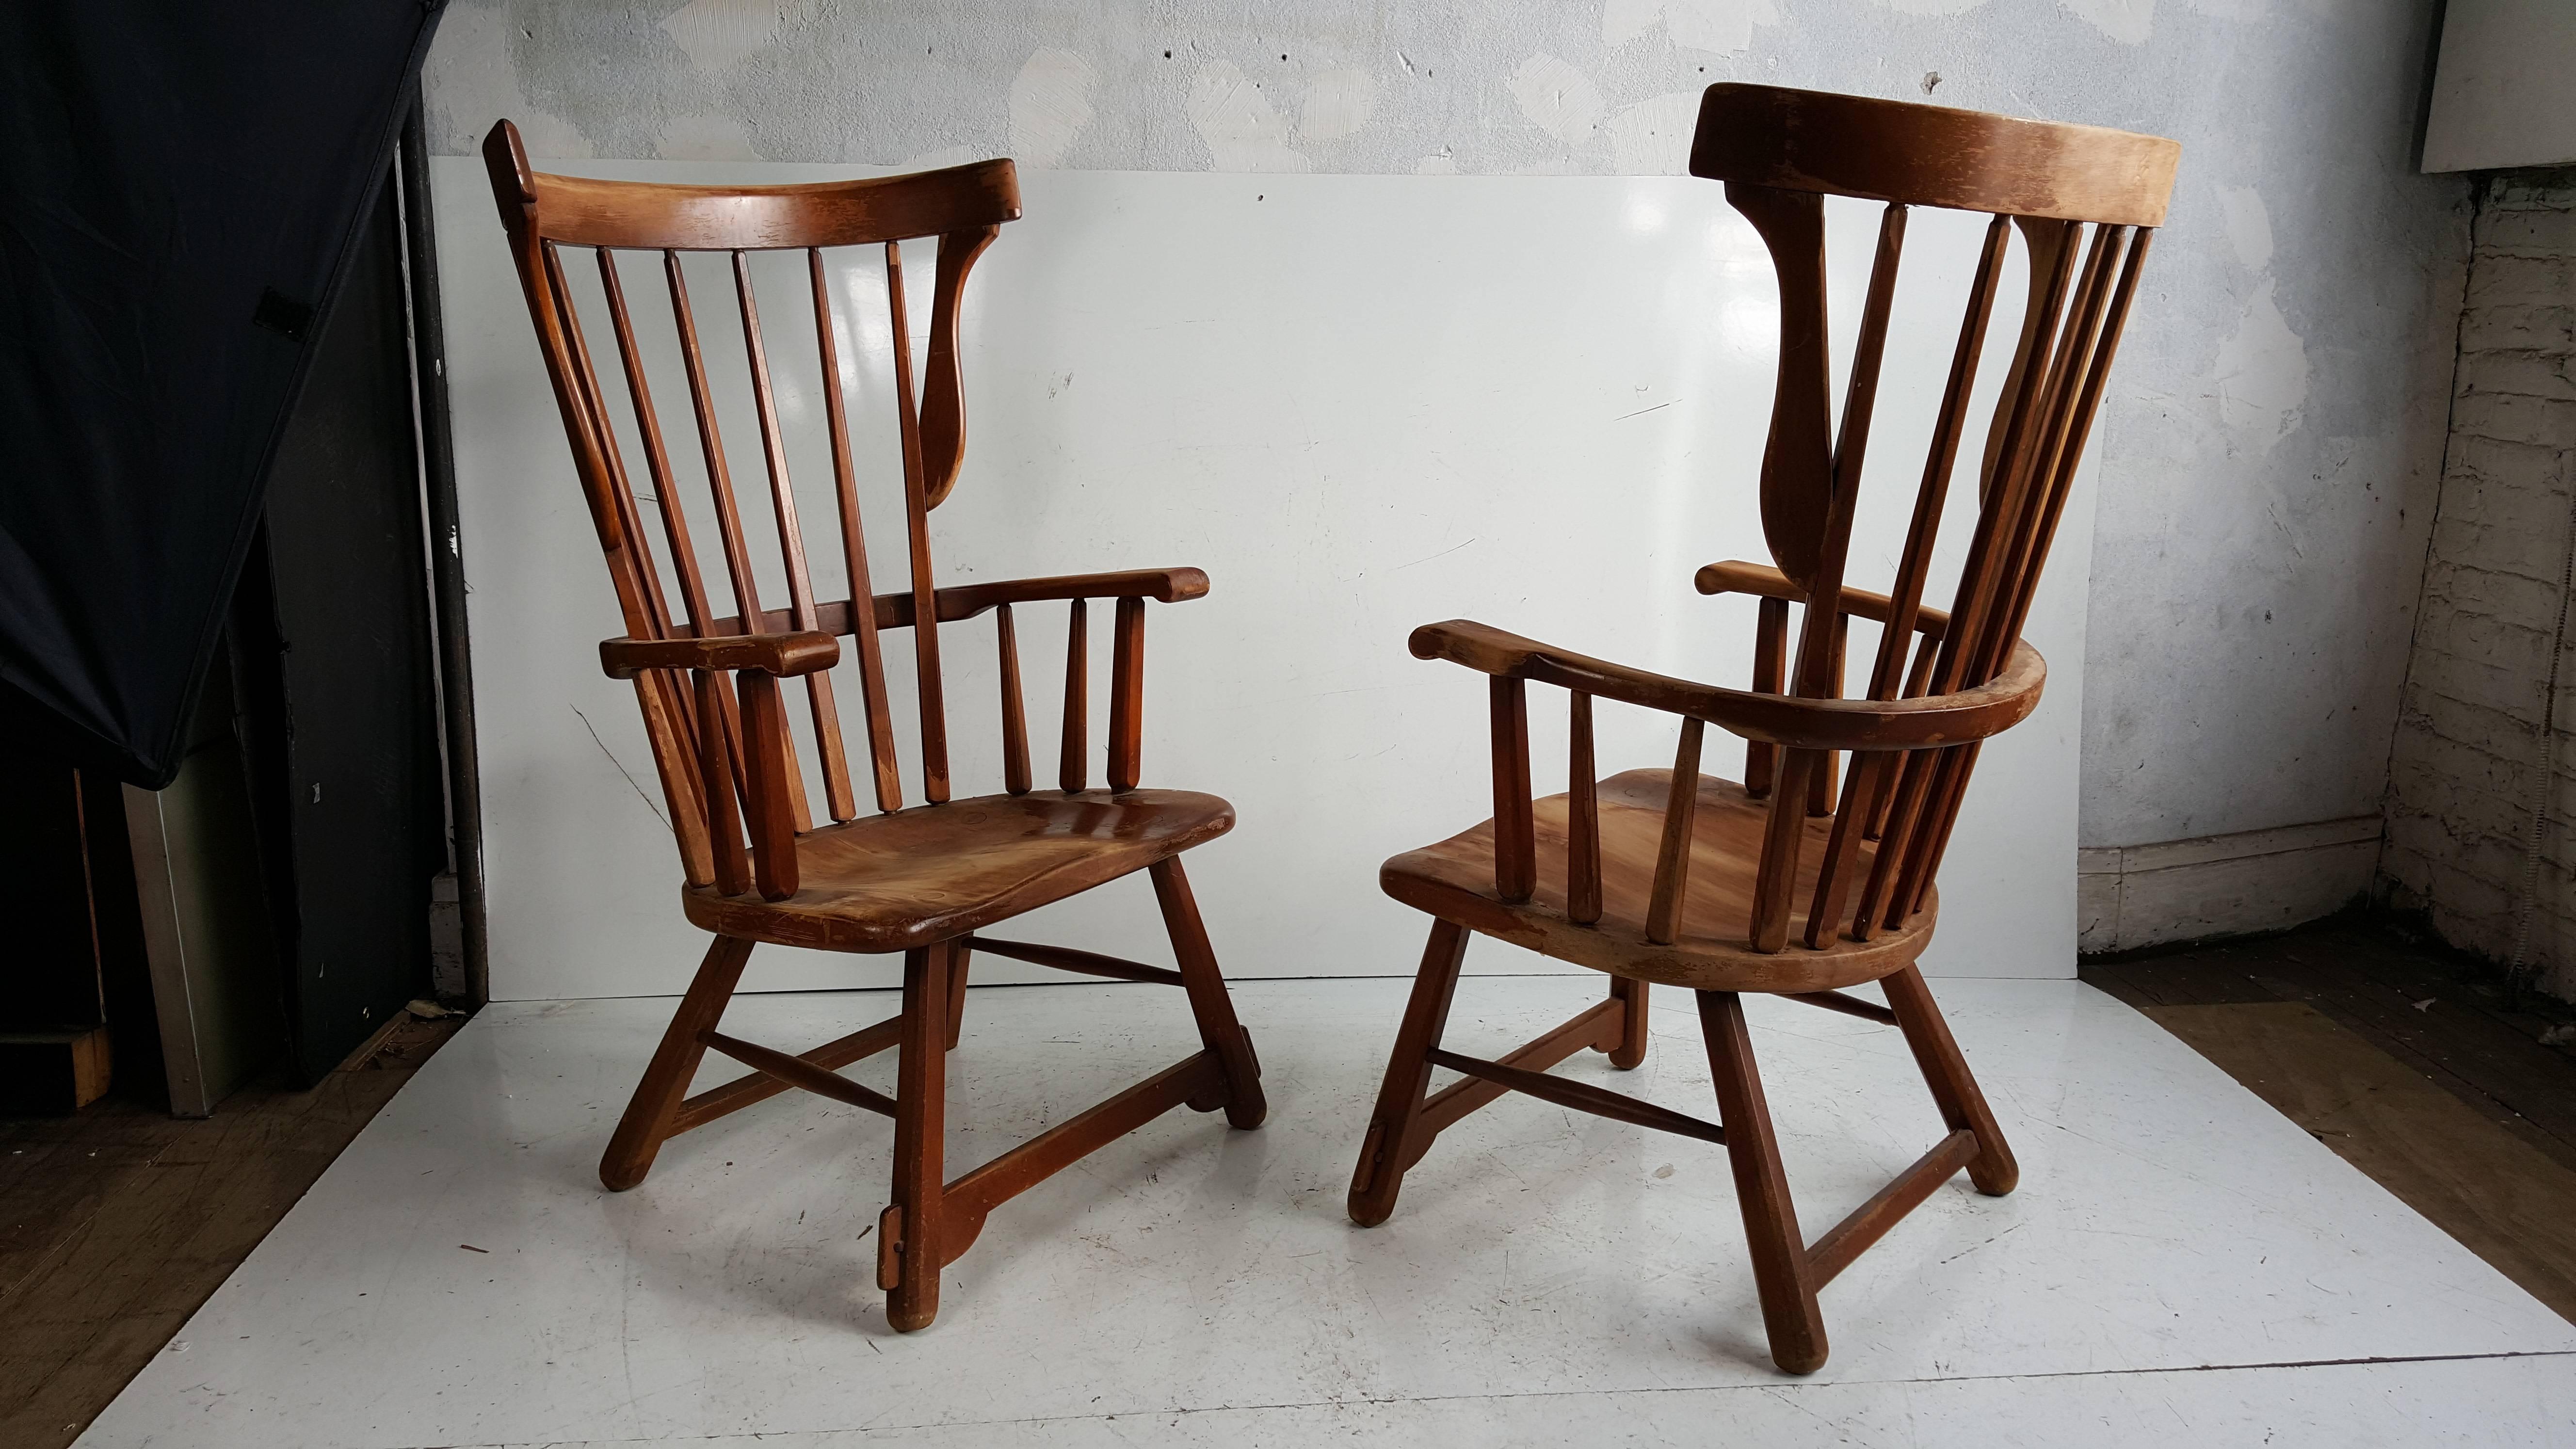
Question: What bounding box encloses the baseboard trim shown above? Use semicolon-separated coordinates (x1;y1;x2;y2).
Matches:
2080;816;2382;954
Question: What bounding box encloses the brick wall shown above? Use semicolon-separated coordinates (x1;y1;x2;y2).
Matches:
2383;169;2576;996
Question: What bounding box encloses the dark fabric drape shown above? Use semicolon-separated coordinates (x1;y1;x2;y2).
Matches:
0;3;447;786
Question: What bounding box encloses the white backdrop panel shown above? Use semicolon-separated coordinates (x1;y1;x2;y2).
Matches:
429;161;2093;1000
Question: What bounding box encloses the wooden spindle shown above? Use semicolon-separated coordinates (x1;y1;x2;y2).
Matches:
1987;228;2143;679
1059;597;1087;792
1748;750;1816;952
1927;221;2080;702
1900;743;1980;920
541;246;667;629
666;249;811;830
1877;229;2125;928
1746;596;1788;798
596;249;717;641
1490;677;1535;903
664;251;764;638
1804;749;1892;949
1567;691;1602;926
1850;745;1938;938
998;604;1030;796
736;671;801;902
808;247;904;812
1806;612;1846;818
1966;224;2121;685
885;239;950;803
1866;213;2009;705
1895;236;2153;917
1784;203;1903;835
733;250;854;823
1109;596;1145;791
1645;718;1706;945
542;246;720;879
695;670;749;897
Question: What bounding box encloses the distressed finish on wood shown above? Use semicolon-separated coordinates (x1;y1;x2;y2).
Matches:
483;120;1266;1332
1351;83;2175;1375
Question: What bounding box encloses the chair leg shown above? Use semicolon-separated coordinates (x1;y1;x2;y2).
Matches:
885;941;955;1333
1147;857;1267;1129
1346;918;1471;1227
1603;976;1650;1069
600;934;755;1192
944;939;972;1051
1698;989;1828;1375
1881;965;2019;1195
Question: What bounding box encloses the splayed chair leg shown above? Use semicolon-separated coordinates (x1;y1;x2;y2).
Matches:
1346;918;1470;1227
1881;964;2018;1195
1149;856;1268;1129
600;934;755;1191
944;938;972;1050
883;941;954;1332
1699;989;1829;1375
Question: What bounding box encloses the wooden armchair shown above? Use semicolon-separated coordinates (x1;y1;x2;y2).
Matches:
483;123;1264;1332
1346;84;2178;1374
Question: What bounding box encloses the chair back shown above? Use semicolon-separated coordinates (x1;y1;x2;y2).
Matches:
482;121;1021;888
1689;84;2178;949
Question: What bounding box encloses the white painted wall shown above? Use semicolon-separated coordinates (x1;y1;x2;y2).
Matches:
420;1;2473;868
432;160;2093;999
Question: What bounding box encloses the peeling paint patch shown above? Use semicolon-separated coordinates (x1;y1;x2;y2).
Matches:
657;113;762;162
1009;49;1098;168
1186;61;1310;172
429;6;592;158
660;0;783;73
2061;0;2155;46
1300;68;1379;144
1509;54;1607;149
2214;278;2310;453
2218;185;2275;273
898;144;985;172
1605;0;1780;54
1607;91;1704;175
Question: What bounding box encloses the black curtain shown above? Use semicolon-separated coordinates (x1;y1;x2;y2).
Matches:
0;3;447;787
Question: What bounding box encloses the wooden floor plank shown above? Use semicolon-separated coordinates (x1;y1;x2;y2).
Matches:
2142;998;2576;1324
0;1014;459;1449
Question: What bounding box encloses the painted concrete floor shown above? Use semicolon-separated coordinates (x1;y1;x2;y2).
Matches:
73;975;2576;1447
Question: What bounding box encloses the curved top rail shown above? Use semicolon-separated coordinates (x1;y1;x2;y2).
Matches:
1689;83;2178;226
483;119;1020;250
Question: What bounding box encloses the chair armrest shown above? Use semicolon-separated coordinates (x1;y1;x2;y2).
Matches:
878;567;1211;628
1695;558;1948;639
599;631;840;680
1408;619;2044;751
688;570;1211;638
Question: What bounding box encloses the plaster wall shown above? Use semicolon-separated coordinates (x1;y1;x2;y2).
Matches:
420;0;2471;859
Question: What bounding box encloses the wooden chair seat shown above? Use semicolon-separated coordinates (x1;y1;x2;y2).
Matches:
1381;769;1933;994
684;788;1235;951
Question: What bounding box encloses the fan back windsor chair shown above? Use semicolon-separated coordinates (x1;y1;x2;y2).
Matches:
482;121;1265;1332
1344;85;2178;1373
